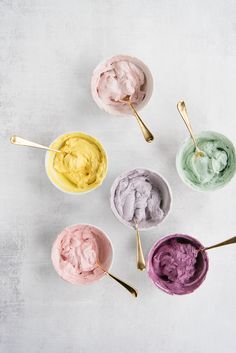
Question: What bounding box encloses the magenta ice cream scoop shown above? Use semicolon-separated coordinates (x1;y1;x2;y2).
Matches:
147;234;209;295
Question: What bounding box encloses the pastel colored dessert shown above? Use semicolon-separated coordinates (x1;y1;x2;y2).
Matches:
147;234;209;295
110;169;172;230
51;224;113;285
176;131;236;191
45;132;107;193
91;55;153;115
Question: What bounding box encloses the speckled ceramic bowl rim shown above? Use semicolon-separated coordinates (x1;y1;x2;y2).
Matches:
176;130;236;192
45;131;108;195
91;54;153;116
110;168;173;231
51;223;114;285
147;233;209;295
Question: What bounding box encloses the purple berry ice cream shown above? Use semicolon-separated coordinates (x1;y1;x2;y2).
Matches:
147;234;209;295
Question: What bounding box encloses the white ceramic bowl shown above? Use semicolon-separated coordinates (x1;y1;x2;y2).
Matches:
91;55;153;115
45;131;108;195
147;233;209;295
176;130;236;192
110;168;172;231
51;223;113;285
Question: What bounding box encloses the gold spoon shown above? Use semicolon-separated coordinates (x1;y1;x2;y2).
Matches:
200;236;236;252
134;222;146;271
120;95;154;143
177;101;204;157
10;135;61;153
96;262;138;298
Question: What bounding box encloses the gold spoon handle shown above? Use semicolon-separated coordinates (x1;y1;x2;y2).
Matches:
10;135;61;153
177;101;198;150
97;263;138;298
128;102;154;143
203;236;236;251
106;272;138;298
136;227;146;271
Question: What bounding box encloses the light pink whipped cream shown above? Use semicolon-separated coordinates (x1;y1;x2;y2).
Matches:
51;224;113;285
97;60;145;105
91;55;153;114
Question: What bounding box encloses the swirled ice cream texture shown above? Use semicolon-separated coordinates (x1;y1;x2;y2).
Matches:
113;170;165;228
51;225;112;285
93;56;147;114
153;240;198;293
47;133;107;193
178;131;236;190
148;235;209;295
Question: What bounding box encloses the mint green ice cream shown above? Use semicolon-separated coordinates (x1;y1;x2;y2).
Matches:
176;131;236;191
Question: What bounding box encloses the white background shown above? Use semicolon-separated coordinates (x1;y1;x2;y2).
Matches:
1;1;236;352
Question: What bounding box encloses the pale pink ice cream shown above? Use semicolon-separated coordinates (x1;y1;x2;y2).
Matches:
51;224;113;285
91;55;153;115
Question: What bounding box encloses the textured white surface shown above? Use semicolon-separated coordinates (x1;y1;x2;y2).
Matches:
1;1;236;352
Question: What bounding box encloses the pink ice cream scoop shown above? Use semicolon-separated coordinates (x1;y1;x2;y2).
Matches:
91;55;153;115
147;234;209;295
51;224;113;285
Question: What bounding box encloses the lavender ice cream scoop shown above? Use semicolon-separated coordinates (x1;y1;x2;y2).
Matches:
110;169;172;230
147;234;209;295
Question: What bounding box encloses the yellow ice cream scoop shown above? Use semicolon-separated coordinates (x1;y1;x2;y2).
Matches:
45;132;107;193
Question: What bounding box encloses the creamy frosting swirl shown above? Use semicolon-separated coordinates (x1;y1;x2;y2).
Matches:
153;239;198;289
148;234;209;295
52;225;99;284
51;224;113;285
113;169;165;228
97;60;146;106
91;55;153;115
46;132;107;193
60;228;98;274
177;131;236;191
